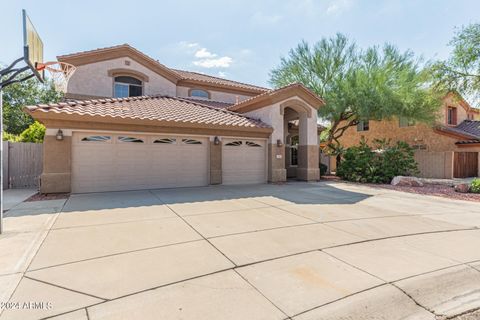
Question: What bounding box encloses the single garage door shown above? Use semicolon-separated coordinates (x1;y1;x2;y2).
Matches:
222;138;267;185
72;132;208;193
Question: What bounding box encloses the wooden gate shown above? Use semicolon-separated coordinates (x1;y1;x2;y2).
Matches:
454;152;478;178
5;142;43;188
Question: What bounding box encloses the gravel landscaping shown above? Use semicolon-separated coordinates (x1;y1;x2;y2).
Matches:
366;183;480;202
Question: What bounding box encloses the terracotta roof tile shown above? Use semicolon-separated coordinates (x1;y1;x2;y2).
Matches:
455;139;480;145
26;95;271;130
173;69;268;92
180;97;234;109
437;120;480;140
456;120;480;138
228;83;325;112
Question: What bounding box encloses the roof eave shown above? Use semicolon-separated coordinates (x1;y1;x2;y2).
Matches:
27;109;273;134
229;84;325;113
57;44;181;84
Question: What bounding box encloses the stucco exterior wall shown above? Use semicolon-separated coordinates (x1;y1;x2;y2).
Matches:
339;119;466;152
439;94;469;124
176;86;253;103
67;57;177;98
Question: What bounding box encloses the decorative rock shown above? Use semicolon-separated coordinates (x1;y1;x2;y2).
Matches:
391;176;424;187
454;183;470;193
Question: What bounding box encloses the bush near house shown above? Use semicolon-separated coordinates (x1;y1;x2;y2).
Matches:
19;121;46;143
471;179;480;193
2;131;21;142
337;138;418;183
2;122;46;143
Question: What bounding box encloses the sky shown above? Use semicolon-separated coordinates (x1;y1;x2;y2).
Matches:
1;0;479;88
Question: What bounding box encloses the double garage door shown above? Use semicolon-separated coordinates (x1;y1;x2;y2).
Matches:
71;132;266;193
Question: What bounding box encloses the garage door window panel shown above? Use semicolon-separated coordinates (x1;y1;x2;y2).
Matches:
80;135;112;143
118;136;144;143
182;138;203;145
153;138;176;144
225;141;243;146
246;141;261;147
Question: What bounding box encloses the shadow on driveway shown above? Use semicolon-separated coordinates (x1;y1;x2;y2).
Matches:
59;181;372;213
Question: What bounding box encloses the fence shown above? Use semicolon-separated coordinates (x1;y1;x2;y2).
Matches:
414;151;454;179
2;141;43;189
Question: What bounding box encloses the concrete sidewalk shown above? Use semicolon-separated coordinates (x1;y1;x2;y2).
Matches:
2;189;37;211
1;182;480;320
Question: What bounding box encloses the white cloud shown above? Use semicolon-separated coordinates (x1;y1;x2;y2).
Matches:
179;41;199;48
217;71;227;78
193;56;233;68
194;48;217;58
326;0;353;15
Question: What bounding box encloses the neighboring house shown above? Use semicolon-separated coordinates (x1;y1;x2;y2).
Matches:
337;93;480;179
24;44;324;193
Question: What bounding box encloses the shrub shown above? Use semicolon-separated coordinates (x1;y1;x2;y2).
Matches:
336;138;418;183
19;121;46;143
2;131;21;142
471;178;480;193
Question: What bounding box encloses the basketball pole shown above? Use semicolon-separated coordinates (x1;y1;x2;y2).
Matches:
1;88;3;234
0;59;35;235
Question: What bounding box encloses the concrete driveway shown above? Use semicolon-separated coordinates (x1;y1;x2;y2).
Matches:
1;181;480;320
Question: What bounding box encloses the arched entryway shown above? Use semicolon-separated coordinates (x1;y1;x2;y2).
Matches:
281;100;320;181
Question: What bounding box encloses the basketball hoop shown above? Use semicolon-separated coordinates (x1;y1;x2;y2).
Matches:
36;61;76;92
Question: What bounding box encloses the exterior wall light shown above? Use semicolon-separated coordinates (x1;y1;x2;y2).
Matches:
277;139;283;147
56;129;64;141
214;136;220;145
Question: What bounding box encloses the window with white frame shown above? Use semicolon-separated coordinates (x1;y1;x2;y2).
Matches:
114;76;143;98
189;89;209;99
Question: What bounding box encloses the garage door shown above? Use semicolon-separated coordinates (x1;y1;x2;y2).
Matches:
222;138;267;185
72;133;208;193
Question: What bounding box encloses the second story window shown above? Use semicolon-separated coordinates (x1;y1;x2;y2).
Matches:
189;89;209;99
447;107;457;125
357;120;369;132
114;76;143;98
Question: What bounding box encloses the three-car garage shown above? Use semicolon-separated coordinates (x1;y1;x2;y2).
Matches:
71;132;266;193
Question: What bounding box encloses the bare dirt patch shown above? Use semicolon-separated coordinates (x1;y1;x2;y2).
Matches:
26;193;70;202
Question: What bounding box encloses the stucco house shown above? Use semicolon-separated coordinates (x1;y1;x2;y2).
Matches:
24;44;324;194
337;93;480;179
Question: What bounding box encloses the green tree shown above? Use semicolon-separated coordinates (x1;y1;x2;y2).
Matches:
1;71;62;134
432;23;480;104
19;121;46;143
270;34;442;151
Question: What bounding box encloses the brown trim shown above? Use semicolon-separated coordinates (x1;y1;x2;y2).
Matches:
39;119;272;139
187;87;211;99
107;68;149;82
29;111;273;136
58;45;180;83
434;128;476;140
178;80;262;96
456;143;480;148
229;84;325;113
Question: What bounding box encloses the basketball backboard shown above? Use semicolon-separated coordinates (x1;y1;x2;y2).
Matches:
22;9;44;82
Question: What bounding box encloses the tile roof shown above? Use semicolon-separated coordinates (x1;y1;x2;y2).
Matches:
228;83;325;112
456;120;480;138
436;120;480;140
25;95;271;130
455;139;480;145
58;44;268;93
172;69;268;92
180;97;233;109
